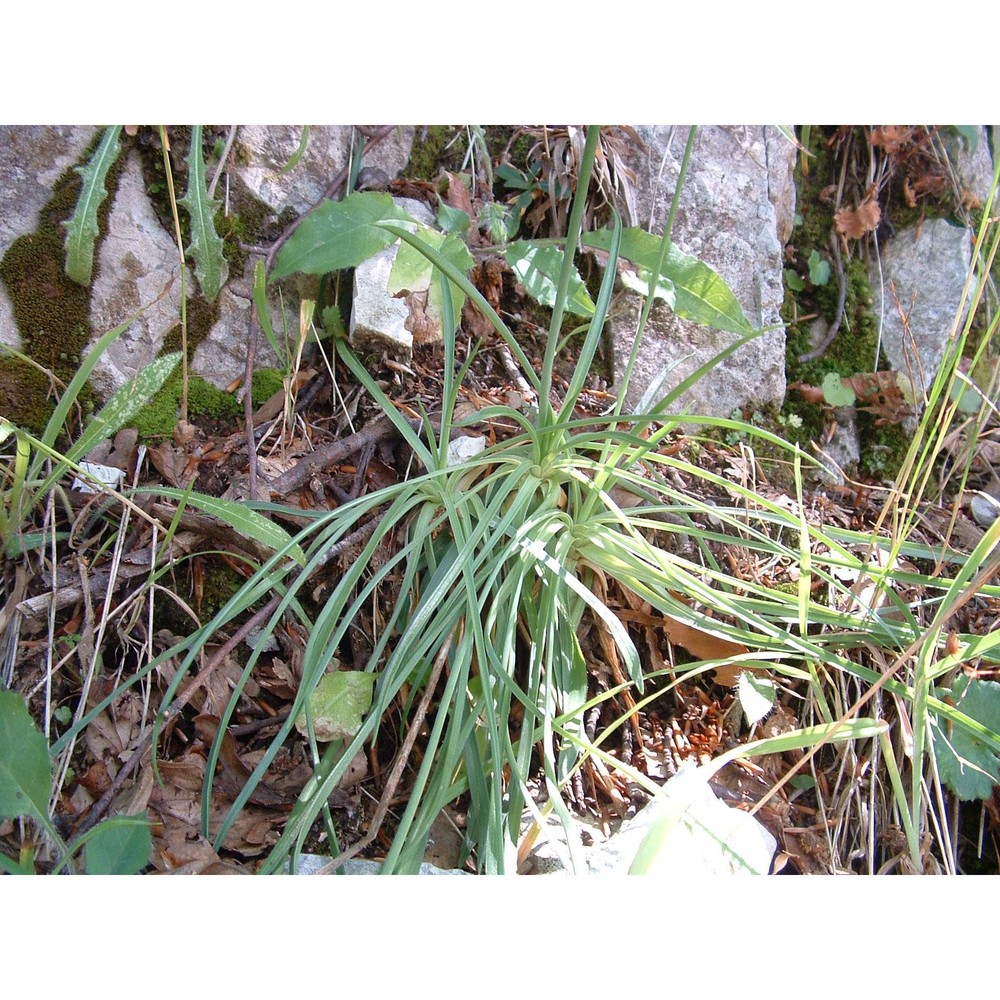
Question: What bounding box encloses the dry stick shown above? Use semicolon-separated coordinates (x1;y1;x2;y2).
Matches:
316;628;455;874
267;406;480;497
244;126;398;498
798;231;848;365
73;593;284;837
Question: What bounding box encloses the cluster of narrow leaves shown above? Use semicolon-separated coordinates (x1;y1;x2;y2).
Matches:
61;125;227;300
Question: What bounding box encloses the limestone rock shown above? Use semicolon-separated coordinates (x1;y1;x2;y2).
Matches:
0;126;96;351
871;217;973;397
234;126;414;216
610;126;791;419
349;197;437;355
86;151;188;398
943;126;995;208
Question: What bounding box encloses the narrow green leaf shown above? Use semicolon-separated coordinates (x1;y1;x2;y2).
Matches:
0;690;52;824
132;486;306;567
253;259;283;359
178;125;228;300
84;816;152;874
503;242;595;318
270;192;417;279
68;352;181;464
268;125;310;179
63;126;122;286
583;227;755;335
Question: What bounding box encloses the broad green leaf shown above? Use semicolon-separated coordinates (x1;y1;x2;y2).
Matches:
821;372;856;407
504;241;595;318
387;229;473;336
178;125;228;300
952;126;978;153
133;486;306;567
295;671;375;742
934;676;1000;801
738;672;776;726
583;227;755;335
437;203;470;235
271;192;417;279
496;162;533;190
63;125;122;286
0;690;52;824
807;249;831;286
785;268;806;292
68;352;181;464
84;816;152;874
950;377;984;415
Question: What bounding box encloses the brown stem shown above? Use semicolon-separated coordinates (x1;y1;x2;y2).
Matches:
797;231;848;365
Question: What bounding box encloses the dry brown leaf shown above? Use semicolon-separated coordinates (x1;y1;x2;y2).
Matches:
834;198;881;239
870;125;918;156
444;170;475;219
402;289;440;345
148;441;197;488
149;751;285;859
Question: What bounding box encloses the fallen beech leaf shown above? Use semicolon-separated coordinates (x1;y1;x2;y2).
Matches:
835;198;881;239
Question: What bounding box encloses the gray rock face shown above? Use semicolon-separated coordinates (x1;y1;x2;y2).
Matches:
1;126;416;399
87;151;188;397
871;217;973;397
0;125;96;350
235;126;414;215
944;126;995;207
610;126;792;418
349;197;436;355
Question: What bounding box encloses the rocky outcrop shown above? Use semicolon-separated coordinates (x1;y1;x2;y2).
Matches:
609;126;793;419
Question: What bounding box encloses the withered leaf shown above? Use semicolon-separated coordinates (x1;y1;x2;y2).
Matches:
835;199;881;239
149;441;197;488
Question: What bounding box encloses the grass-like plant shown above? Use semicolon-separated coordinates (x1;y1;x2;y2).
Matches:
121;124;986;876
33;126;999;875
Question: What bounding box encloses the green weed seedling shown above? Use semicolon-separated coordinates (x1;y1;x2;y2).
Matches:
0;690;151;874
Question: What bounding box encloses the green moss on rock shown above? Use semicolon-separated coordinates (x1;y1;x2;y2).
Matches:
407;126;463;181
0;128;125;433
132;371;241;440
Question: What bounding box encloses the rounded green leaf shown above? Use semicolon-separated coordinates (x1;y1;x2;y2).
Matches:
821;372;856;408
0;690;52;824
84;816;152;874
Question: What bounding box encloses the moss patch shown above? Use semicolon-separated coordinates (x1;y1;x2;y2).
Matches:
0;357;59;435
781;128;913;482
407;126;465;181
0;128;124;433
132;371;241;440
